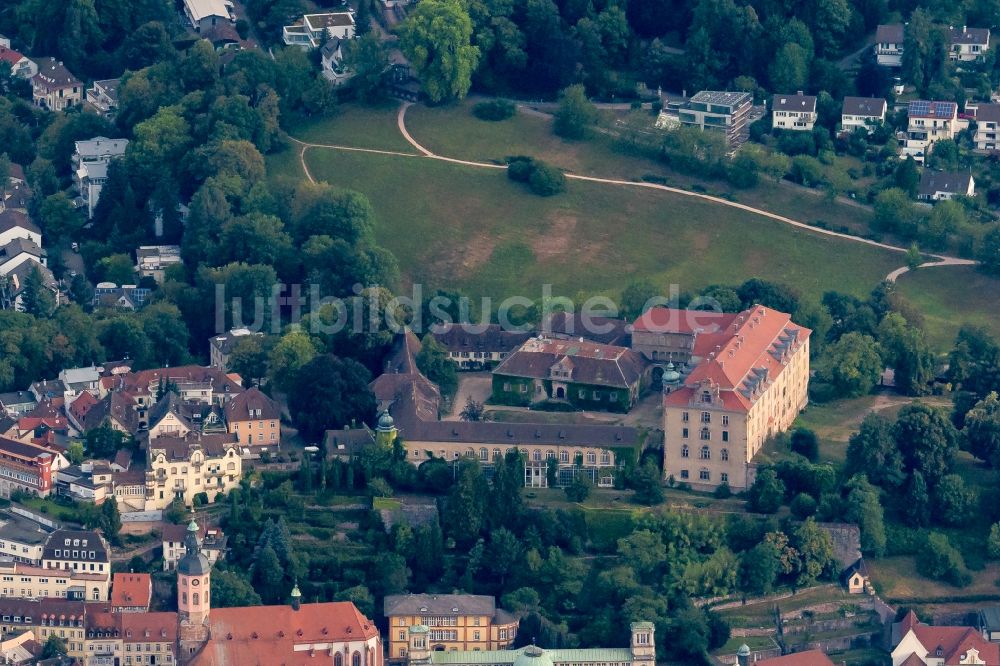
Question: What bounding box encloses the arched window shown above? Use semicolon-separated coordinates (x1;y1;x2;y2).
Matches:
700;446;710;460
701;391;711;404
586;452;596;464
559;451;569;463
600;451;610;465
533;450;541;461
466;448;475;457
492;448;501;460
479;448;488;461
193;592;199;606
681;445;689;458
335;653;344;666
721;449;729;461
352;651;362;666
546;450;556;459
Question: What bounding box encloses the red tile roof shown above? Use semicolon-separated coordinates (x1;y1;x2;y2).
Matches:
192;602;380;666
111;573;151;610
120;611;177;642
0;46;26;65
632;307;737;335
69;392;99;422
224;387;281;422
758;650;835;666
895;612;1000;665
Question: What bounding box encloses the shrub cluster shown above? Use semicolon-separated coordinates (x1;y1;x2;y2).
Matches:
506;157;567;196
473;99;517;121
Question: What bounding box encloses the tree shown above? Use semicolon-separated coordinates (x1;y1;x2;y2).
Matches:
460;397;486;421
85;424;128;458
894;403;959;487
631;461;664;505
565;473;592;501
902;470;931;527
769;42;809;92
844;475;886;556
287;354;376;442
345;34;389;103
18;264;55;317
100;497;122;546
250;544;285;603
789;492;817;519
41;634;67;659
790;428;819;462
740;540;781;596
981;227;1000;274
228;335;270;387
443;457;487;546
748;468;784;513
621;280;659;319
966;392;1000;467
933;474;976;527
873;188;921;237
617;529;666;580
814;332;883;399
398;0;480;102
989;523;1000;559
416;334;458;396
528;162;566;196
845;414;904;489
268;329;319;395
553;84;599;140
792;518;835;587
917;532;971;587
211;569;262;607
66;441;85;465
894;156;920;196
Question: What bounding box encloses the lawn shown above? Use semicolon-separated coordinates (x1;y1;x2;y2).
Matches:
298;149;903;304
868;555;1000;603
288;102;416;153
894;265;1000;352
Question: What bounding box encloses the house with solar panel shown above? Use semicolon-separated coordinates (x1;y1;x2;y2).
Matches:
903;100;960;163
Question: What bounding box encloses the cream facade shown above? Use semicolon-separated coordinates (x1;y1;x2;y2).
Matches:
0;560;108;601
146;435;241;510
903;100;959;163
772;92;817;131
385;594;518;660
661;306;811;490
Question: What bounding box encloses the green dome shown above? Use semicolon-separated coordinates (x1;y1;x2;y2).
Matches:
377;411;395;431
514;646;554;666
737;644;751;657
662;362;681;383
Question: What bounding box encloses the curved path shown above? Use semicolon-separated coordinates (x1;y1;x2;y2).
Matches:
292;103;981;282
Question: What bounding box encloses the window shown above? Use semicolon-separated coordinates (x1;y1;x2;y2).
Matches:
701;391;711;404
680;470;689;479
681;445;689;458
479;448;488;461
600;451;610;465
682;412;689;422
701;412;711;424
700;428;710;441
352;652;361;666
586;452;596;464
559;451;569;463
722;415;729;426
682;428;689;439
720;472;729;483
335;654;344;666
699;469;710;481
700;446;710;460
721;449;729;462
533;450;541;461
722;431;729;442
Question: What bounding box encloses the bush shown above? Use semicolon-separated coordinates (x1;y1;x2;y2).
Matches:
507;158;535;182
528;162;566;196
791;428;819;462
473;99;516;121
565;475;592;502
917;532;972;587
235;18;249;39
713;482;732;499
790;492;818;519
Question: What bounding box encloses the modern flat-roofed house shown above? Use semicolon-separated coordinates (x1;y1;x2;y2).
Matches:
917;171;975;201
283;12;355;48
183;0;235;31
678;91;753;148
84;78;120;117
903;99;959;163
73;137;128;219
0;45;36;78
949;25;990;61
136;245;182;283
31;57;82;111
772;91;817;131
841;96;887;134
875;23;904;66
974;103;1000;151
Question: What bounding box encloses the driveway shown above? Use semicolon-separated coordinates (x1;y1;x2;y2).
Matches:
444;372;492;420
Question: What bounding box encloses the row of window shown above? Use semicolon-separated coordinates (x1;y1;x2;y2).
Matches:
680;446;730;461
681;428;730;442
681;412;730;425
475;449;611;465
232;420;276;429
678;470;729;483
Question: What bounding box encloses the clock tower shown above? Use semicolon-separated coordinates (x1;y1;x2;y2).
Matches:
177;520;211;662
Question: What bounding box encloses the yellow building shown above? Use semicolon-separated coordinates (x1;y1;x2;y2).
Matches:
0;599;89;659
384;594;519;661
0;559;109;601
146;433;241;510
648;306;810;490
224;387;282;450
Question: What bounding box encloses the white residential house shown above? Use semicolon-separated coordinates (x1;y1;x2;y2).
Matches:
949;26;990;61
772;91;817;131
321;39;351;84
84;78;120;117
136;245;183;283
917;171;975;201
31;57;81;111
73;137;129;219
875;23;904;66
183;0;235;31
0;238;45;275
282;12;355;48
841;96;887;134
974;103;1000;151
0;210;41;248
903;100;959;163
0;45;36;78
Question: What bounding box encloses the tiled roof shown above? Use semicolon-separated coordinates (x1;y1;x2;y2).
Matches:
384;593;496;617
541;313;630;346
772;92;817;113
876;23;904;42
192;602;379;666
0;209;40;236
758;651;836;665
493;337;646;389
908;100;957;120
976;103;1000;123
428;647;633;665
120;611;176;642
949;26;990;45
918;171;973;196
632;307;737;335
148;432;238;461
68;392;99;422
842;96;887;117
0;46;26;65
111;573;151;609
42;529;108;561
431;323;534;354
224;388;281;422
0;237;45;261
31;57;81;91
0;435;54;462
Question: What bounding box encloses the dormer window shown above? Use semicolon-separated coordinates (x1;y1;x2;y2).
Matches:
701;391;711;404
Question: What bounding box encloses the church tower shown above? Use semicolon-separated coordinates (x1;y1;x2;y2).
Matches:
177;520;212;663
629;621;655;666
